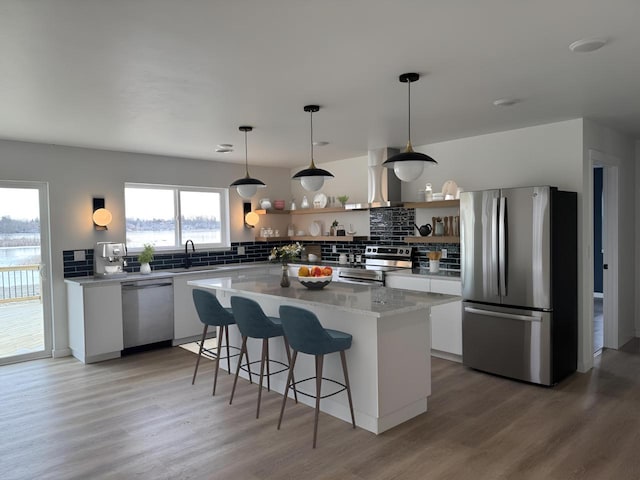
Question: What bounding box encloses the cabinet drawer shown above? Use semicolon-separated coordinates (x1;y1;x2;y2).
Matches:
430;279;461;295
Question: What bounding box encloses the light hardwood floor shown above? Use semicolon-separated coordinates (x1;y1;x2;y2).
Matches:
2;341;640;480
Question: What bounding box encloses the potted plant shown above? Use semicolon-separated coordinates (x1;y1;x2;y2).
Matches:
138;243;154;274
331;220;339;236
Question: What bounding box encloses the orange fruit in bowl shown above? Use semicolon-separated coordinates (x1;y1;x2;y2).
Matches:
298;266;310;277
322;266;333;276
311;266;322;277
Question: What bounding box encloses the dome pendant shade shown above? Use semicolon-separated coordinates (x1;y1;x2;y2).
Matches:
383;73;437;182
230;126;266;199
292;105;334;192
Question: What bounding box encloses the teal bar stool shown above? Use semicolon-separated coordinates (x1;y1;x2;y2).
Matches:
277;305;356;448
229;296;297;419
192;289;248;396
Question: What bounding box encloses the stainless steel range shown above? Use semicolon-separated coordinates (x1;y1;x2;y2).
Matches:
337;245;414;285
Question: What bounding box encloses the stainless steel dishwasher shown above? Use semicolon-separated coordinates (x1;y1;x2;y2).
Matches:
122;278;174;350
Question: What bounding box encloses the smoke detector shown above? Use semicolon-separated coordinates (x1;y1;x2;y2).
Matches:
569;38;607;53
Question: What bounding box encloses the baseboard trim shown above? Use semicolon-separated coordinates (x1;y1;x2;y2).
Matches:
52;348;72;358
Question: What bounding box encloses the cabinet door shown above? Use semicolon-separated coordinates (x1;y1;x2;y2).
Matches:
173;272;221;341
84;283;123;357
430;301;462;356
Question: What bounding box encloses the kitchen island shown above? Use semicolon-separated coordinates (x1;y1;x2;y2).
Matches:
189;270;458;434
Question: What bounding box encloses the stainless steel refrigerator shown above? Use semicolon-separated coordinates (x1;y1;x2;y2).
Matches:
460;186;577;386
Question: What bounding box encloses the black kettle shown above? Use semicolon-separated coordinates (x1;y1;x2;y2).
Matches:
414;223;432;236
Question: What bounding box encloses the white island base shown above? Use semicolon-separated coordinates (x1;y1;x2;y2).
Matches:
189;273;458;434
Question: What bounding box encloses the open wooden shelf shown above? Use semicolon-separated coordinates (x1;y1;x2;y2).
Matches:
256;206;357;216
404;236;460;244
403;199;460;209
255;235;367;242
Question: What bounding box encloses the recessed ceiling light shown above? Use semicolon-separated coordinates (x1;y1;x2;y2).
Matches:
215;148;233;153
493;98;520;107
569;38;607;53
313;141;329;147
217;143;233;148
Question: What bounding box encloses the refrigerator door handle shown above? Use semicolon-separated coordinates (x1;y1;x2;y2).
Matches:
499;196;507;297
491;197;500;296
464;306;541;323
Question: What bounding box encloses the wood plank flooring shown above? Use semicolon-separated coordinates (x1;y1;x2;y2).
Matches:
2;341;640;479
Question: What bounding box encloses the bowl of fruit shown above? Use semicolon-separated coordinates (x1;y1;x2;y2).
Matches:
297;265;333;289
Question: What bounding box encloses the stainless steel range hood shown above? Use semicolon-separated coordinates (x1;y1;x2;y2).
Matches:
345;147;401;209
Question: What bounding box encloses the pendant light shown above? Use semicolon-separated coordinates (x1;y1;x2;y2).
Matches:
383;73;437;182
230;126;266;198
292;105;334;192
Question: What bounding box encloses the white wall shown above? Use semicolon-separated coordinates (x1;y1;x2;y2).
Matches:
0;139;291;357
582;120;636;349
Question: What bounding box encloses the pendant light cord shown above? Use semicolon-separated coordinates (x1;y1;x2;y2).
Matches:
309;109;315;168
244;129;249;177
407;78;412;146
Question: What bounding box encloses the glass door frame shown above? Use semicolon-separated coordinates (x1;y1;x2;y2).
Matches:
0;180;53;365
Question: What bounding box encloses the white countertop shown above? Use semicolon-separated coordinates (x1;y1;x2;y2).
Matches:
64;262;272;286
189;271;458;318
385;269;461;281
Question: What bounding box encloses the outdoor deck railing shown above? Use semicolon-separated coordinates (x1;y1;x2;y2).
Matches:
0;265;41;304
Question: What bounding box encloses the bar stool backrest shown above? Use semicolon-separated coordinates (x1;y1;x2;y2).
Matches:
192;289;235;327
279;305;338;355
230;296;282;339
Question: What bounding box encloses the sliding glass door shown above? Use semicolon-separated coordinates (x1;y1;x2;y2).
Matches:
0;181;52;364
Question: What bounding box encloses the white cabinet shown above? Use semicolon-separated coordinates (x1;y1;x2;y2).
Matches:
385;275;430;292
173;270;227;343
427;279;462;358
385;273;462;361
67;281;123;363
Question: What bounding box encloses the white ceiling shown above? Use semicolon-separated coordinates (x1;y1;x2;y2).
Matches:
1;0;639;168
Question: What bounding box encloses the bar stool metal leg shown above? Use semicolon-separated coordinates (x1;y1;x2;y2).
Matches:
230;335;248;405
192;324;208;385
212;325;224;396
225;324;232;374
277;350;298;429
282;336;298;403
340;350;356;428
256;338;269;418
313;354;324;449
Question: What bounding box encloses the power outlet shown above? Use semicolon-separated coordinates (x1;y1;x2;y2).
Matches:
237;246;245;255
441;248;447;259
73;250;86;261
332;245;337;253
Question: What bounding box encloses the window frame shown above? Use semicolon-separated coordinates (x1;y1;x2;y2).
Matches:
124;182;230;253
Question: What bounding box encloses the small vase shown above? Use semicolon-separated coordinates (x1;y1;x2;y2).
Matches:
280;264;290;287
140;262;151;274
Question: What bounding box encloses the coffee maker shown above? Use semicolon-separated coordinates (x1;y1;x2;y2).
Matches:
94;242;128;278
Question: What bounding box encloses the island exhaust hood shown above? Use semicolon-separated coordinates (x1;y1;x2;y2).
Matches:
345;147;402;209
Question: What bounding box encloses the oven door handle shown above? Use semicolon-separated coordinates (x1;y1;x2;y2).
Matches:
337;277;381;285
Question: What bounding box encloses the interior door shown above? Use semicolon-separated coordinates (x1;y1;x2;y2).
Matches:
0;181;52;364
501;186;551;310
461;189;500;304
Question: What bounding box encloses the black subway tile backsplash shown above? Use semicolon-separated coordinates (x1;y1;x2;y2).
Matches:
63;207;460;278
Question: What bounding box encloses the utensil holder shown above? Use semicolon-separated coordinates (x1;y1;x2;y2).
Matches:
429;260;440;273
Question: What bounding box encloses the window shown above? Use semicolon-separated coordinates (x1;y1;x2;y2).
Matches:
125;183;230;251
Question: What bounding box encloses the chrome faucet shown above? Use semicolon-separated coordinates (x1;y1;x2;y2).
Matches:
184;239;195;268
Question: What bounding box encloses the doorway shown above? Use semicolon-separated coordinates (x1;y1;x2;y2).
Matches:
0;181;53;365
590;150;620;355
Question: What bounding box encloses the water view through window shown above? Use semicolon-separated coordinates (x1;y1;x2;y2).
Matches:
125;185;226;250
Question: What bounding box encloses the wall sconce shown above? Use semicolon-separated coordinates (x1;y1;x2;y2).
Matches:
244;202;259;228
93;197;113;231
